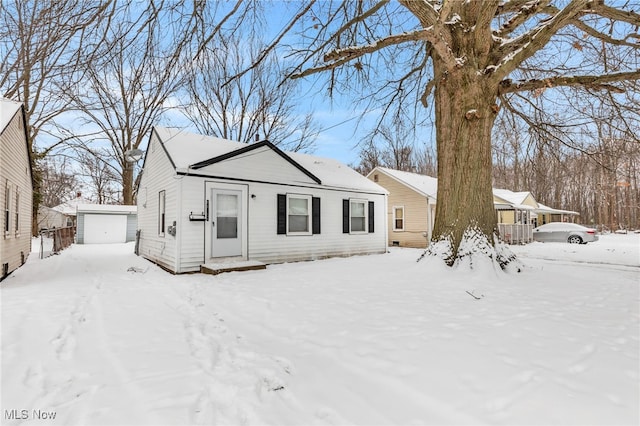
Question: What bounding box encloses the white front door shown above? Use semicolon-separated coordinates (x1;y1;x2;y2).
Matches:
205;183;247;260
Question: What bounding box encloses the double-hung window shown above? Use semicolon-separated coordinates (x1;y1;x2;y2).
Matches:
343;198;374;234
350;199;367;233
393;206;404;231
287;194;312;235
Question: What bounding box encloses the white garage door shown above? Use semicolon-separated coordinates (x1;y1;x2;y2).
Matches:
84;214;127;244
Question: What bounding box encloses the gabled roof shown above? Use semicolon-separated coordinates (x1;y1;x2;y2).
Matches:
190;140;321;184
0;98;22;134
369;167;438;199
152;127;386;194
492;189;535;207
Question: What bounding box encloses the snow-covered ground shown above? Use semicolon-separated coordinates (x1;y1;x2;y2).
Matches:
1;234;638;425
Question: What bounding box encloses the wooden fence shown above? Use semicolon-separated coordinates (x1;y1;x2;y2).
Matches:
40;226;76;258
498;223;533;245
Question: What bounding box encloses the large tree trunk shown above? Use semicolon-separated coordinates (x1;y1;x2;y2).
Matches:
431;66;499;265
122;163;134;205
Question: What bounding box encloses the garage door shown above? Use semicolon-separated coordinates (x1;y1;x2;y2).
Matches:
84;214;127;244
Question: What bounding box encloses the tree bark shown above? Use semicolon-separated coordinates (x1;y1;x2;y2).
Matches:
431;64;498;263
122;163;134;205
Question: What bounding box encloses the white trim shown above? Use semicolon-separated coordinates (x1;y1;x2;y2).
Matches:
286;193;312;236
349;198;368;234
392;205;405;231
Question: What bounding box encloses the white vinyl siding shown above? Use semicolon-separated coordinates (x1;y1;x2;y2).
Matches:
136;132;178;272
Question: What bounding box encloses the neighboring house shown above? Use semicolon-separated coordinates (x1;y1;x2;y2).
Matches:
76;204;137;244
1;98;33;280
368;167;437;248
368;167;578;247
37;205;68;230
50;193;92;228
493;189;540;226
136;127;388;273
536;202;579;225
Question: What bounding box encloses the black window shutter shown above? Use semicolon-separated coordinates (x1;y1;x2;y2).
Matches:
277;194;286;234
312;197;321;234
342;199;350;234
368;201;375;233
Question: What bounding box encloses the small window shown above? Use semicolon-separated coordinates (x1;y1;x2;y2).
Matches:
287;194;311;235
14;187;19;235
158;190;166;236
393;206;404;231
350;199;367;233
373;174;379;182
4;182;11;235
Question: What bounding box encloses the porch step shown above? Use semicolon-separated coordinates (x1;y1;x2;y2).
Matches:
200;260;266;275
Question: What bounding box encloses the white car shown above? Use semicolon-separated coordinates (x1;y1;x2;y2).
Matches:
532;222;599;244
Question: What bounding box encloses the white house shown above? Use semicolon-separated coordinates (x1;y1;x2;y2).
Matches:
1;98;33;280
136;127;388;273
76;204;137;244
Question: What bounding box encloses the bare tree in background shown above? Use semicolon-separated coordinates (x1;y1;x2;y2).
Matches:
0;0;113;232
261;0;640;267
184;33;318;152
59;1;213;205
38;159;79;207
355;121;426;175
77;151;120;205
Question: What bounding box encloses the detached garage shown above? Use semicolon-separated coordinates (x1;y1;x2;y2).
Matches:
76;204;137;244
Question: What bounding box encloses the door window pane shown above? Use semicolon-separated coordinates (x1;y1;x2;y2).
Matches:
217;194;238;239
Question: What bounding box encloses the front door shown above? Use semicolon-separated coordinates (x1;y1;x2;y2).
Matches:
205;184;247;260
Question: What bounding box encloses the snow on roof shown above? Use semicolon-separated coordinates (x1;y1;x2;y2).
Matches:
492;189;533;206
373;167;438;198
154;127;246;170
1;98;22;133
154;127;386;194
76;204;137;214
52;196;94;215
537;202;579;216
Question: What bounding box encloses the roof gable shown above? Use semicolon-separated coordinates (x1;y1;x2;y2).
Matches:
191;140;321;184
152;127;386;193
369;167;438;199
1;98;22;134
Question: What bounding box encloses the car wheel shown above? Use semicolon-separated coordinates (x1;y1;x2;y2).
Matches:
568;235;582;244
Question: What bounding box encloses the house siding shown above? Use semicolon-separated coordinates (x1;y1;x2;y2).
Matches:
0;105;32;279
137;134;179;272
194;146;318;186
246;183;386;264
175;178;387;272
369;172;431;248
